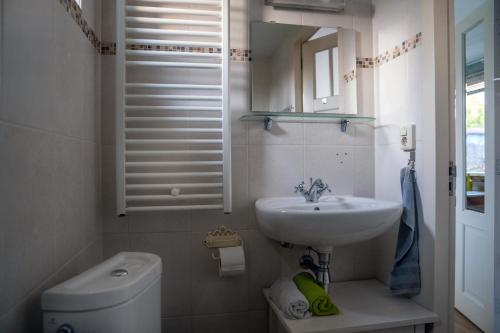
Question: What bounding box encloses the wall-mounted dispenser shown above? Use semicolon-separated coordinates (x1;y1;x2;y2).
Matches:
400;124;416;151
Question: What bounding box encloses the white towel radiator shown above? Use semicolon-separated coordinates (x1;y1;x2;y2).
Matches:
115;0;231;215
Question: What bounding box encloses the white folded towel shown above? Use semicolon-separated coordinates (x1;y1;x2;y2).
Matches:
269;278;311;319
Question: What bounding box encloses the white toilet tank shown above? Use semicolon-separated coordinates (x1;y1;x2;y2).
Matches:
42;252;162;333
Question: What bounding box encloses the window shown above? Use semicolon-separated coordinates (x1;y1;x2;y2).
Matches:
463;22;485;213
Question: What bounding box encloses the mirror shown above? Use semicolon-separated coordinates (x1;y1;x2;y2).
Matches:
250;22;357;114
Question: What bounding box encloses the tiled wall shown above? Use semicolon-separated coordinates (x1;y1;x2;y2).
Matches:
0;0;435;331
0;0;103;331
101;1;377;332
372;0;433;310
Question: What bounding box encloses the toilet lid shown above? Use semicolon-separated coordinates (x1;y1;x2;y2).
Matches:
42;252;162;311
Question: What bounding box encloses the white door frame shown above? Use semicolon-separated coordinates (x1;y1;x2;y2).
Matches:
430;0;454;332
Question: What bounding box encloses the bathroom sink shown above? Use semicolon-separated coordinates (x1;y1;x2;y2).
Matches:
255;196;402;250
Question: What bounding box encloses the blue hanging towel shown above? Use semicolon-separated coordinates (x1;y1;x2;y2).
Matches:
389;166;421;296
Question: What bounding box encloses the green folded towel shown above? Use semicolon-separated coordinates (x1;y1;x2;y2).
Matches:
293;272;340;316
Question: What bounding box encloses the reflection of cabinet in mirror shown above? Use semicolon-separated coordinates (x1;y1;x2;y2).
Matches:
251;22;357;115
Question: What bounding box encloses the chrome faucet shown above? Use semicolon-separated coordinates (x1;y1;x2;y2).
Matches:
294;178;331;203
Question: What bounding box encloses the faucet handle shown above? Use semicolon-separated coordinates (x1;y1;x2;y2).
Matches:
320;182;332;193
294;181;305;193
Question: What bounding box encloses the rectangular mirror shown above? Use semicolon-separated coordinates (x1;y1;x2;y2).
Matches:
251;22;357;114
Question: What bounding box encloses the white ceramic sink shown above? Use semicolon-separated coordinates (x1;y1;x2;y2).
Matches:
255;196;403;250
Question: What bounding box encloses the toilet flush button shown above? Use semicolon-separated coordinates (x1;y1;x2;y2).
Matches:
57;324;74;333
110;268;128;277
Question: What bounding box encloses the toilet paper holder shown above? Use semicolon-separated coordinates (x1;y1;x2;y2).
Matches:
204;225;242;249
204;225;245;277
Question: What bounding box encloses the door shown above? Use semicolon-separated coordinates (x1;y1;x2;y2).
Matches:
302;29;344;113
454;2;494;331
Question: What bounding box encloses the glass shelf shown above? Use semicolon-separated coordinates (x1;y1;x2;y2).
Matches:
239;112;375;131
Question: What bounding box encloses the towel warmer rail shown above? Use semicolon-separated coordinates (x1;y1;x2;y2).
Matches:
116;0;231;214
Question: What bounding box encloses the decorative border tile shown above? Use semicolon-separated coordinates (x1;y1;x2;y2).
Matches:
112;44;251;61
127;44;222;54
343;69;356;83
230;48;251;62
59;0;101;53
60;0;419;68
58;0;252;62
357;32;422;68
356;57;376;69
101;42;116;55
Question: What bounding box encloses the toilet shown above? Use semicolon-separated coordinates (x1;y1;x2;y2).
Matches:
42;252;162;333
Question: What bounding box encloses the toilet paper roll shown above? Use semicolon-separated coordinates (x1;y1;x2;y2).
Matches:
217;245;245;277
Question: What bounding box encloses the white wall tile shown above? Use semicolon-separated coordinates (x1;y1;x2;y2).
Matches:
374;124;401;146
248;311;268;333
352;3;374;57
354;146;375;197
405;0;422;37
374;143;406;202
304;123;355;145
101;57;116;146
0;0;57;132
54;5;98;139
230;0;249;49
190;232;249;315
372;0;408;53
376;56;409;126
301;11;354;29
81;0;101;35
0;239;102;333
407;47;425;142
253;2;302;24
0;0;103;326
246;230;282;310
0;124;57;314
128;211;190;233
353;239;379;280
356;68;375;118
354;124;375;146
101;0;116;41
249;145;304;199
0;230;5;314
249;122;304;145
129;232;192;317
53;138;86;267
304;146;355;195
330;246;356;282
191;312;250;333
103;233;130;259
81;142;102;242
231;62;250;145
162;317;191;333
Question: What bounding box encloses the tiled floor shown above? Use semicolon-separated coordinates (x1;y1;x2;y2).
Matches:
455;310;483;333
